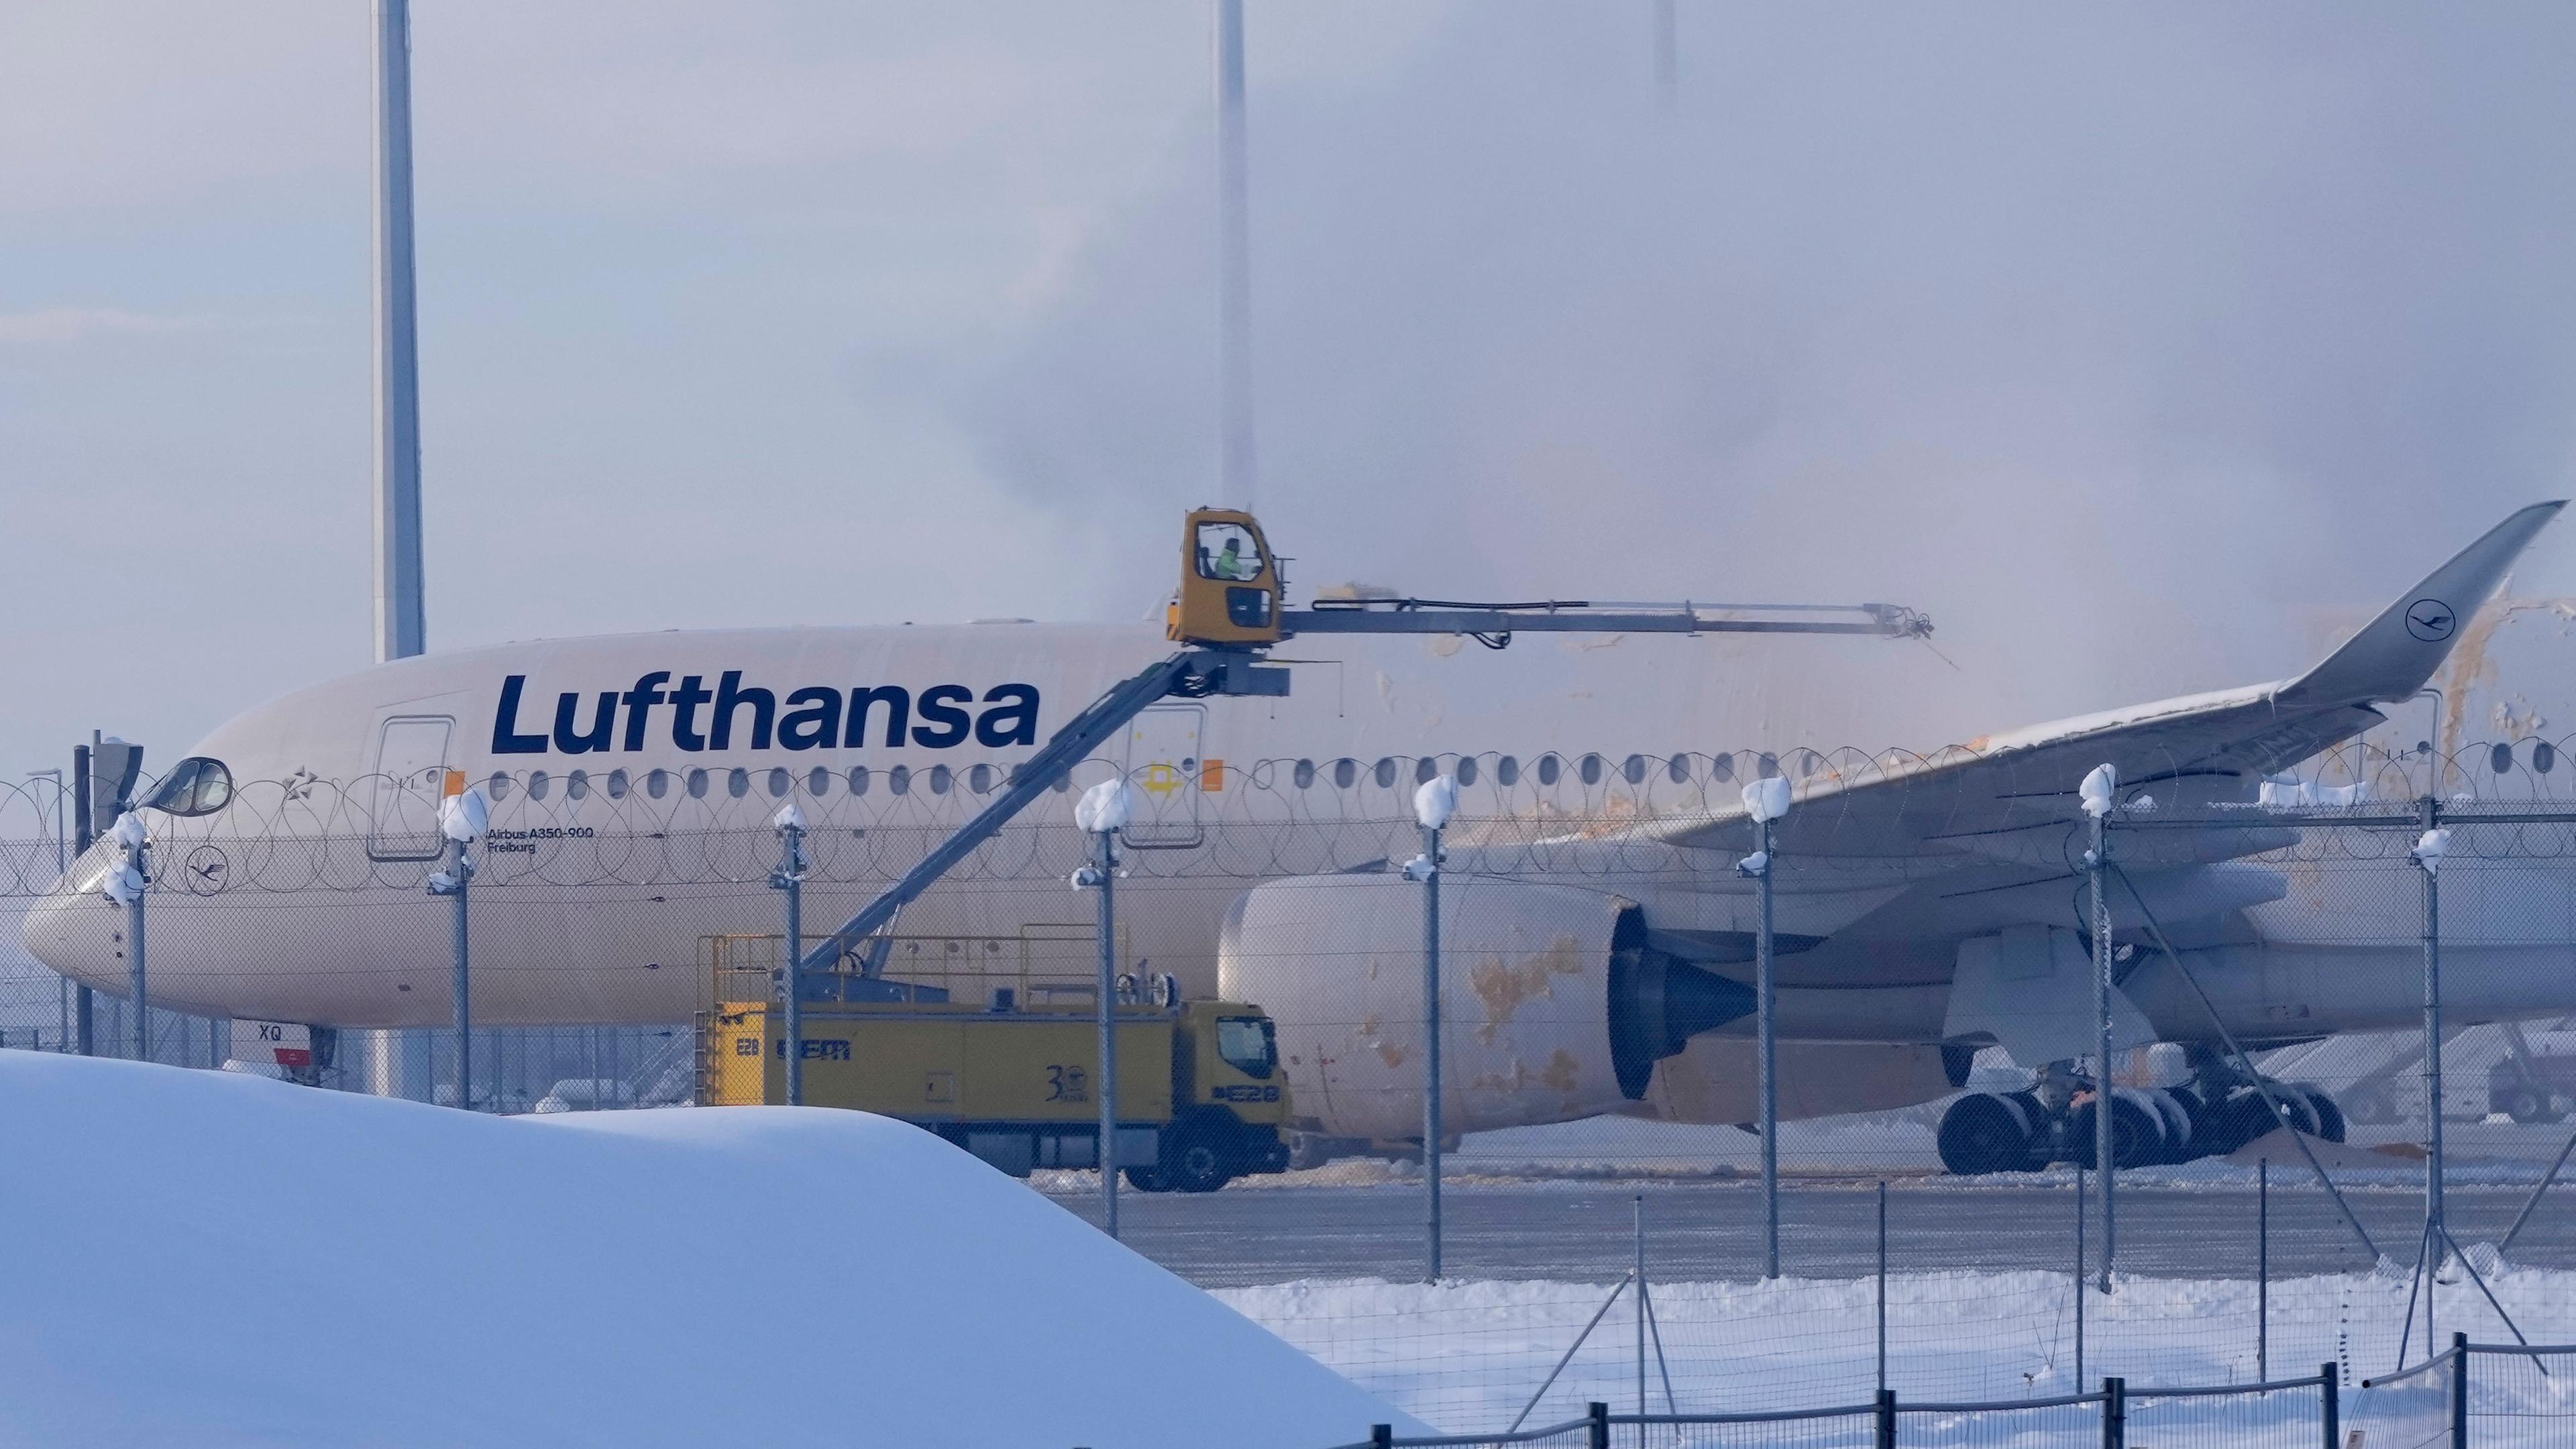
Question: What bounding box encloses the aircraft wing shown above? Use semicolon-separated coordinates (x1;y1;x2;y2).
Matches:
1652;501;2565;871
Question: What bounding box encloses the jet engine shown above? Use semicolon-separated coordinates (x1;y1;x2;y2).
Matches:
1218;874;1752;1141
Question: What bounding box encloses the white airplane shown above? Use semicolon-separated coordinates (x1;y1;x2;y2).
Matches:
23;502;2571;1173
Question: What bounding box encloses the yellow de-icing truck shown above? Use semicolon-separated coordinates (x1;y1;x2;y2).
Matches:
699;990;1293;1192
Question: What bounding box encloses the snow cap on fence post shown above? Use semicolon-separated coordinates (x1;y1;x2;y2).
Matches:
1413;774;1458;832
107;810;148;853
1741;775;1792;824
1073;779;1136;836
771;801;808;835
2412;828;2451;873
2079;763;2118;819
439;786;489;843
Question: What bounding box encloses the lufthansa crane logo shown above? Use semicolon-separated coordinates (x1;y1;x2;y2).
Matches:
2404;598;2457;643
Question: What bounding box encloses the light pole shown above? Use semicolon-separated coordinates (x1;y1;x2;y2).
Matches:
770;802;810;1106
101;812;151;1061
1739;774;1792;1279
1073;779;1137;1238
427;785;486;1108
1407;771;1459;1281
2080;763;2117;1292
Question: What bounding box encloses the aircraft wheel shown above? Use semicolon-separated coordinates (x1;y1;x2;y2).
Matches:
2504;1089;2561;1125
1937;1092;2036;1175
1122;1166;1170;1193
2292;1084;2347;1142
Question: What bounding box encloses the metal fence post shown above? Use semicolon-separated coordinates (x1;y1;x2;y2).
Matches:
1634;1193;1647;1421
1409;780;1450;1283
1095;826;1118;1238
1370;1424;1392;1449
1756;812;1780;1279
2319;1362;2338;1449
1874;1387;1895;1449
2088;773;2116;1292
2075;1165;2086;1388
2449;1333;2467;1449
113;815;150;1061
71;743;95;1057
769;807;808;1106
1073;780;1134;1241
426;788;481;1109
2414;804;2448;1356
1587;1401;1609;1449
1876;1179;1888;1396
2102;1376;2125;1449
2259;1159;2269;1383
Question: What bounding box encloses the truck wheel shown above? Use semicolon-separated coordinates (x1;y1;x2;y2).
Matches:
1122;1166;1169;1193
2506;1089;2557;1125
1161;1122;1236;1193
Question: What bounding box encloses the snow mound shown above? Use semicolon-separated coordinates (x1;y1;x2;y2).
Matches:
0;1053;1416;1449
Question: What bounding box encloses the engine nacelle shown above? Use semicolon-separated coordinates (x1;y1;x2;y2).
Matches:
1220;874;1751;1140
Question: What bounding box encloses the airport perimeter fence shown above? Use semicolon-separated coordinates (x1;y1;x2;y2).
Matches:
4;741;2576;1434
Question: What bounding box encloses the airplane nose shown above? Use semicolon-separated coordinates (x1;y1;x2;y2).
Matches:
21;854;127;997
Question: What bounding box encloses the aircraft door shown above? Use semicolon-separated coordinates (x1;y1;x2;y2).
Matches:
368;716;455;861
1121;704;1205;849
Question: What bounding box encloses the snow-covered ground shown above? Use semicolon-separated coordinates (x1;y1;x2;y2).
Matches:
1218;1268;2576;1442
0;1052;1417;1449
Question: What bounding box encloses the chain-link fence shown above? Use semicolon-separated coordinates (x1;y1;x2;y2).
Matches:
5;737;2576;1439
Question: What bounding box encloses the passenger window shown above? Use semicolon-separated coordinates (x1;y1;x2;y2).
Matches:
969;764;992;794
807;767;832;797
687;768;709;799
890;765;912;796
488;772;513;801
727;768;749;799
1333;759;1356;789
144;757;234;818
1193;521;1267;582
1710;755;1735;782
1537;755;1560;786
1216;1015;1277;1079
1580;754;1603;786
1457;757;1479;787
568;770;590;800
1415;757;1437;784
848;766;870;797
930;765;952;795
1623;755;1645;785
2493;743;2515;775
1497;756;1519;787
606;769;629;800
767;767;790;798
1293;759;1316;790
1668;756;1690;784
646;769;668;800
1374;759;1395;788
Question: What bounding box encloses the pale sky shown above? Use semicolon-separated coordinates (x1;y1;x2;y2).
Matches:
5;2;2575;777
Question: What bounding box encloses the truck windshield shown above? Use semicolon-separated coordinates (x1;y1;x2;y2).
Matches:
1216;1016;1275;1079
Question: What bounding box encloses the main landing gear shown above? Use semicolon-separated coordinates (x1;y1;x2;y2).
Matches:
1936;1049;2344;1175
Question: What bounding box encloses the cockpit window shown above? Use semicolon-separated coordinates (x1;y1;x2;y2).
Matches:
1193;521;1267;582
1216;1015;1276;1079
145;757;233;817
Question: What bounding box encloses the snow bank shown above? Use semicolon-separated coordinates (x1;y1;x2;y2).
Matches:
0;1053;1415;1449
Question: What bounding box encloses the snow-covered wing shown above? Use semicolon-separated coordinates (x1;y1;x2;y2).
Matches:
1654;501;2565;867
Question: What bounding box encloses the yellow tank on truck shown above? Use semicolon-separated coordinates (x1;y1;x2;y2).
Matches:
699;997;1291;1193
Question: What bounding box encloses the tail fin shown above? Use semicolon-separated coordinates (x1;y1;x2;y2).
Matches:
2277;501;2564;709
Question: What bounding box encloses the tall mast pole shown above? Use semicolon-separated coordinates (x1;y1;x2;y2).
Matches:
1214;0;1256;512
375;0;426;664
